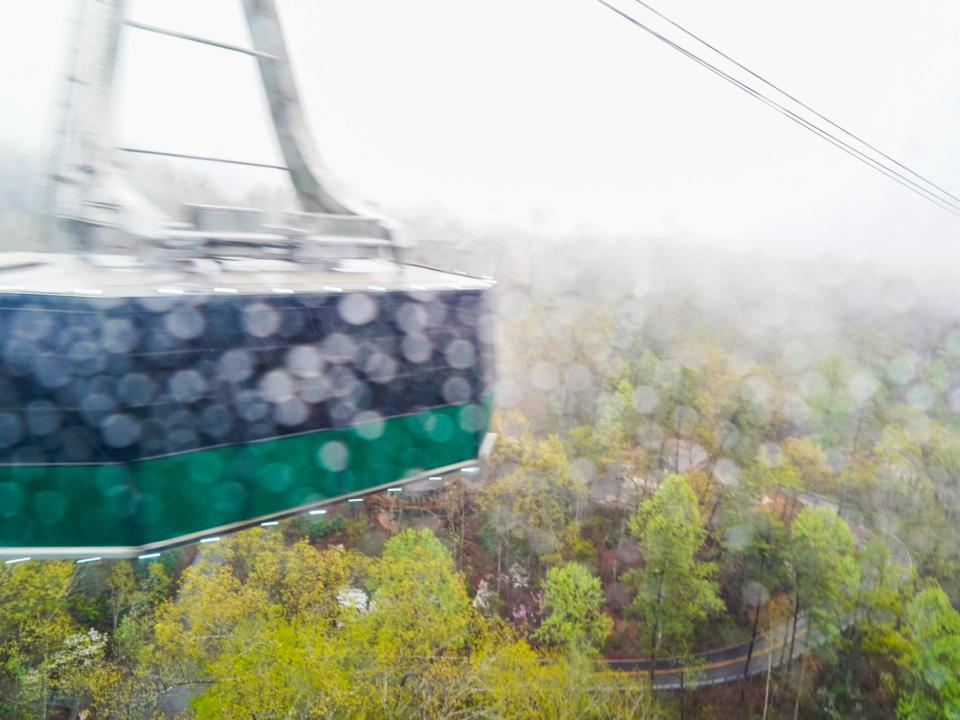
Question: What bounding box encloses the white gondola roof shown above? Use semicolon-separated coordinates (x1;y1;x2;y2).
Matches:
0;254;494;297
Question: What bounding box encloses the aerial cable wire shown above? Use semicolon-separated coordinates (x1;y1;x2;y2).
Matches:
628;0;960;207
593;0;960;217
593;0;960;219
594;0;960;217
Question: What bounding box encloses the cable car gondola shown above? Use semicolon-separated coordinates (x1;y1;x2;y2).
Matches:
0;0;494;559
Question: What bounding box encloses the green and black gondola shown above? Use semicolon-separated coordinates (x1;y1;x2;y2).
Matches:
0;256;494;557
1;0;496;559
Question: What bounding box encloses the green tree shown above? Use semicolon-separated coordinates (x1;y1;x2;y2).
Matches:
804;355;858;451
193;528;651;719
717;506;788;686
137;528;360;714
481;431;587;571
363;528;471;658
103;560;169;633
625;474;723;679
896;584;960;720
820;536;914;717
534;562;611;653
656;366;703;473
471;640;661;720
0;560;78;718
192;618;355;719
571;377;649;505
786;506;860;670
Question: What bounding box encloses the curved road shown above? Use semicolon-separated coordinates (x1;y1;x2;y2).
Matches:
607;620;809;690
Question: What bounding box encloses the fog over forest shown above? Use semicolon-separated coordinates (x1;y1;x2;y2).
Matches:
2;107;960;716
4;0;960;716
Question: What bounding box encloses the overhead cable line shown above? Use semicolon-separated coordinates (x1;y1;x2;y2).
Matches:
594;0;960;217
627;0;960;207
593;0;960;219
118;147;289;171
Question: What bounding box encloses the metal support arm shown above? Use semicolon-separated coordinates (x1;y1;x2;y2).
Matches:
242;0;363;216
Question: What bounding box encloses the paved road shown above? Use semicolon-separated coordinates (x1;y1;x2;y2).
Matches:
607;619;808;690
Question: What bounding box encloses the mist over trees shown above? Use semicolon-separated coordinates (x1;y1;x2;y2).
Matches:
1;155;960;717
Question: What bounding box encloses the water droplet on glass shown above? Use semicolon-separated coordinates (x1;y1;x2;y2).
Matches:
338;293;377;326
243;302;280;338
101;413;141;448
218;349;255;383
318;440;349;471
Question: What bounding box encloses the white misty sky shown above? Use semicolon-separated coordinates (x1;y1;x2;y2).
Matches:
2;0;960;260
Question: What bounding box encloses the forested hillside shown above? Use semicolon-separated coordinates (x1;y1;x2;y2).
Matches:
2;228;960;719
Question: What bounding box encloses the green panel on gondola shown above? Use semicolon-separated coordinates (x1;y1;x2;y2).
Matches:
0;399;489;551
0;280;495;555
